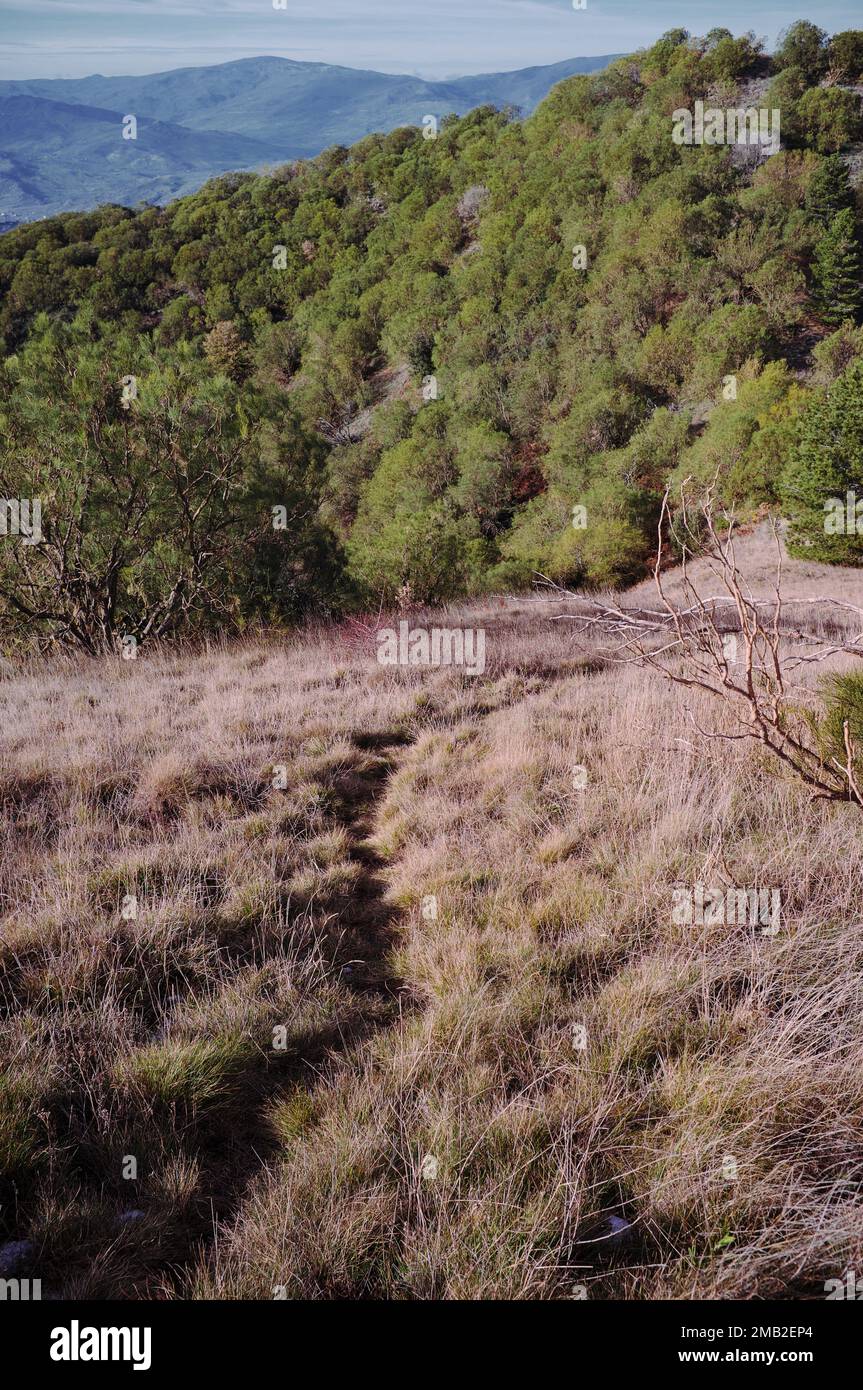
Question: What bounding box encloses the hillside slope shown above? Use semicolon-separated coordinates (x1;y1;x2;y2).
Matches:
0;25;861;656
3;530;863;1298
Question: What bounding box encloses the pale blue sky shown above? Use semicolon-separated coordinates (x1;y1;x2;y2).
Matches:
1;0;860;81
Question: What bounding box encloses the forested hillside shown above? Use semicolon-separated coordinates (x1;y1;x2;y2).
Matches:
1;21;862;651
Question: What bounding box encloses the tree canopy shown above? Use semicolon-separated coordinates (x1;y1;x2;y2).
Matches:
1;25;862;647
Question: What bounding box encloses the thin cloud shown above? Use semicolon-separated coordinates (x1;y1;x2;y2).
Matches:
1;0;861;81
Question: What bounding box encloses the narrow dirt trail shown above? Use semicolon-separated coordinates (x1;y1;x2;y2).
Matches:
328;729;415;999
152;726;417;1297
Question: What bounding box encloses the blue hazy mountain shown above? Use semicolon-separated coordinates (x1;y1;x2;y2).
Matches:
0;54;618;225
0;94;285;226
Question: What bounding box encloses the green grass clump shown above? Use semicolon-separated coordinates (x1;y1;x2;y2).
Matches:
117;1036;252;1108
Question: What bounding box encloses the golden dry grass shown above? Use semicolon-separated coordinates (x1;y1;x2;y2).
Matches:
2;534;863;1299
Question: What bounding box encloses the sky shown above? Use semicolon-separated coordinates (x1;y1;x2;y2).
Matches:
0;0;860;82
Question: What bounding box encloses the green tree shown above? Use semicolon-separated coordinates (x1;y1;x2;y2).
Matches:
774;21;829;83
797;87;863;153
813;208;863;325
672;362;794;506
828;30;863;82
702;32;763;83
805;154;854;228
781;359;863;562
452;423;514;535
0;319;340;648
203;320;250;381
812;321;863;383
0;329;255;650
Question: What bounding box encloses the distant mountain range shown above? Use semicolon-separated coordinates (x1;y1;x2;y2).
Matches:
0;54;619;227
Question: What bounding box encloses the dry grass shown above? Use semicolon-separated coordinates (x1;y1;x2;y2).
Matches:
3;535;863;1299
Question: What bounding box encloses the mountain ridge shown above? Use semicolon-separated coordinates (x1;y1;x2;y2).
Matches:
0;53;619;225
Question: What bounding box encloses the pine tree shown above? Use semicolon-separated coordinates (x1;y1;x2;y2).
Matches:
813;208;863;325
805;154;854;228
781;358;863;562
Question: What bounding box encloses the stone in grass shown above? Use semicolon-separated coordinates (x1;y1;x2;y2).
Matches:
0;1239;34;1276
118;1210;146;1225
575;1213;635;1251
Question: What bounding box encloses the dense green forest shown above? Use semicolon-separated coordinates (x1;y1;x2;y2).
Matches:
1;20;862;650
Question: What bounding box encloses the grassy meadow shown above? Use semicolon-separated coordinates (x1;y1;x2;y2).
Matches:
2;532;863;1300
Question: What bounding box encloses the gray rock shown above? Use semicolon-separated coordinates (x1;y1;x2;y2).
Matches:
0;1239;34;1276
577;1213;634;1248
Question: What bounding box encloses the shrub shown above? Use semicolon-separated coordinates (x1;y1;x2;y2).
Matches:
812;672;863;793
